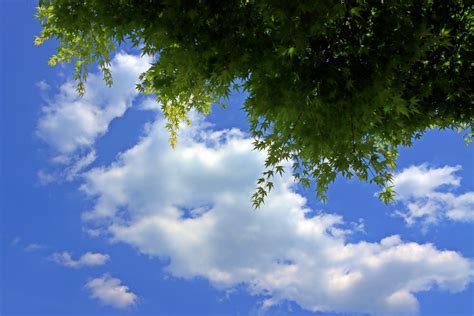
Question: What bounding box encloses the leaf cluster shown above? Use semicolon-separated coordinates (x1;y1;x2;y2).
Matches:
36;0;473;207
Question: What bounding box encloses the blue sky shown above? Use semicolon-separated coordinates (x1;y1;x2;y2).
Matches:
1;2;473;316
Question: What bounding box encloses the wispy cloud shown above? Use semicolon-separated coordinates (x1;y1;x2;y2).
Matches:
11;237;21;246
85;274;138;309
49;251;110;268
24;243;47;252
392;164;474;229
36;80;50;91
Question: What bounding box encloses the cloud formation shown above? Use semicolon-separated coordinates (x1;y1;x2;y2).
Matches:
24;243;47;252
49;251;110;268
35;52;473;315
36;53;152;181
80;117;474;315
85;274;138;309
392;164;474;228
36;80;50;91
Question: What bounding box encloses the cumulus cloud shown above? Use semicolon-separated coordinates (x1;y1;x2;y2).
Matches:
392;164;474;228
49;251;110;268
80;116;474;315
36;53;152;182
85;274;138;309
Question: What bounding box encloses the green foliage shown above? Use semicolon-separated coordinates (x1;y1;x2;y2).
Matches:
36;0;473;207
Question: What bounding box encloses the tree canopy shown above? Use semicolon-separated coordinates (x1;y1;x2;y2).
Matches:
35;0;473;207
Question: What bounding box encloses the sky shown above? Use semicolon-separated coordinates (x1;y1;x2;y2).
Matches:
1;2;473;316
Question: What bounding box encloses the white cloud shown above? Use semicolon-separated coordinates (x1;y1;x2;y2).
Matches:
24;243;47;252
80;116;474;315
36;53;152;182
85;274;138;309
138;97;161;111
36;80;50;91
38;151;98;185
392;164;474;228
49;251;110;268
